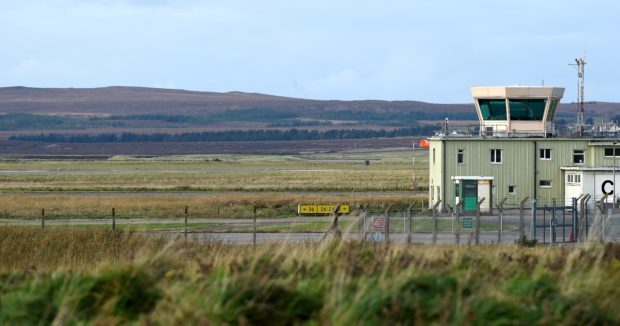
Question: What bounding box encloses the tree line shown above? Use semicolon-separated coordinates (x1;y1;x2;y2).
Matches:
9;127;435;143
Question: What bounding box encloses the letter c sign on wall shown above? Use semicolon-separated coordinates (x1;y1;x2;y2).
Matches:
602;180;614;195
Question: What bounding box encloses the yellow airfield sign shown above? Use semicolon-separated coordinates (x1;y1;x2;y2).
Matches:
298;204;350;215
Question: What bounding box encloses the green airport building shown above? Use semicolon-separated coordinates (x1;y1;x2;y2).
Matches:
428;86;620;213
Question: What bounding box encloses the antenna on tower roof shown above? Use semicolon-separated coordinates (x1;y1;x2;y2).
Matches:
569;55;586;137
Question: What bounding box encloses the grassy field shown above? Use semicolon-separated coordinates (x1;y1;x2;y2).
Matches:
0;193;426;219
0;150;428;192
0;228;618;324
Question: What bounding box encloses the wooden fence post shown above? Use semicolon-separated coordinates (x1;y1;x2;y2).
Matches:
360;204;368;242
384;204;393;246
112;208;116;230
322;205;342;241
41;208;45;229
184;206;189;240
406;201;416;245
253;205;257;248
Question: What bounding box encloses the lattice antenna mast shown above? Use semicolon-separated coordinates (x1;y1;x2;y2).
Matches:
569;57;586;137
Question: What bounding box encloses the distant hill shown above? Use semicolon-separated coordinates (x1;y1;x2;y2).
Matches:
0;86;618;155
0;86;473;115
0;86;617;120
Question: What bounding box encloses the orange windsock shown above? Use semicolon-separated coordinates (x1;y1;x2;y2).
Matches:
419;139;430;148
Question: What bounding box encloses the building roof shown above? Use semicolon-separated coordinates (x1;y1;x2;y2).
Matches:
471;86;565;99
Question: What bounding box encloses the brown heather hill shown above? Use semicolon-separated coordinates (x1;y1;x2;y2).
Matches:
0;86;473;116
0;86;618;120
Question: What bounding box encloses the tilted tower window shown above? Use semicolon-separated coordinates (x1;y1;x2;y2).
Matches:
508;99;546;120
478;99;507;120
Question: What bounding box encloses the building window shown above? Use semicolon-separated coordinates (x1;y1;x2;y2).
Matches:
604;148;620;157
457;149;464;164
433;148;436;164
490;149;502;164
508;185;516;195
567;174;581;185
573;150;584;164
539;180;552;188
539;148;551;160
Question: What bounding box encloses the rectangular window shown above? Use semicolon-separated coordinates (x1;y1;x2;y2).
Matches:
490;149;502;164
539;180;552;188
539;148;551;160
508;185;516;195
573;150;584;164
433;148;436;164
457;149;464;164
604;148;620;157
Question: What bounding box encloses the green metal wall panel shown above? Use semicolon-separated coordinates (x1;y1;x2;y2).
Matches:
429;138;590;211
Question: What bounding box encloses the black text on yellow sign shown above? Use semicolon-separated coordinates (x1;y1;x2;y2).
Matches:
298;205;350;215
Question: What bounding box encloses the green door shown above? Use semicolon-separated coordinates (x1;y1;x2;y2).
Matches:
462;180;478;213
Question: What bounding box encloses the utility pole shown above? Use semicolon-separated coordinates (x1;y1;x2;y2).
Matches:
569;57;586;137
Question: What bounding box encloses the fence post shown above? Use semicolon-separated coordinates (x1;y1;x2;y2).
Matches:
455;202;462;245
253;205;257;248
475;197;485;245
41;208;45;229
530;198;538;239
551;198;557;243
184;206;189;241
385;204;393;246
519;196;529;238
360;204;368;242
593;194;608;243
322;205;342;241
495;197;507;245
112;208;116;230
407;202;416;245
432;200;441;245
579;194;590;242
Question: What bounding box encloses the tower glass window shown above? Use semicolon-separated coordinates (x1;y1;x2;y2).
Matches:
457;149;464;164
508;99;546;120
478;99;507;120
546;99;558;121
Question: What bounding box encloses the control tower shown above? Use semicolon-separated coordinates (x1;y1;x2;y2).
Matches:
471;86;564;137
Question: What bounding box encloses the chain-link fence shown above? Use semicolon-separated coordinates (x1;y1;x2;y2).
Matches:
2;196;620;245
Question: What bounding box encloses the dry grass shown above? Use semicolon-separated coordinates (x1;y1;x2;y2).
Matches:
0;228;618;324
0;152;428;192
0;193;424;219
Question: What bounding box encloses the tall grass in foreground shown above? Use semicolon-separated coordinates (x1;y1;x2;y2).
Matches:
0;227;619;324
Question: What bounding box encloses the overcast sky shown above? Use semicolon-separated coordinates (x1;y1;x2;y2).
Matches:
0;0;618;103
